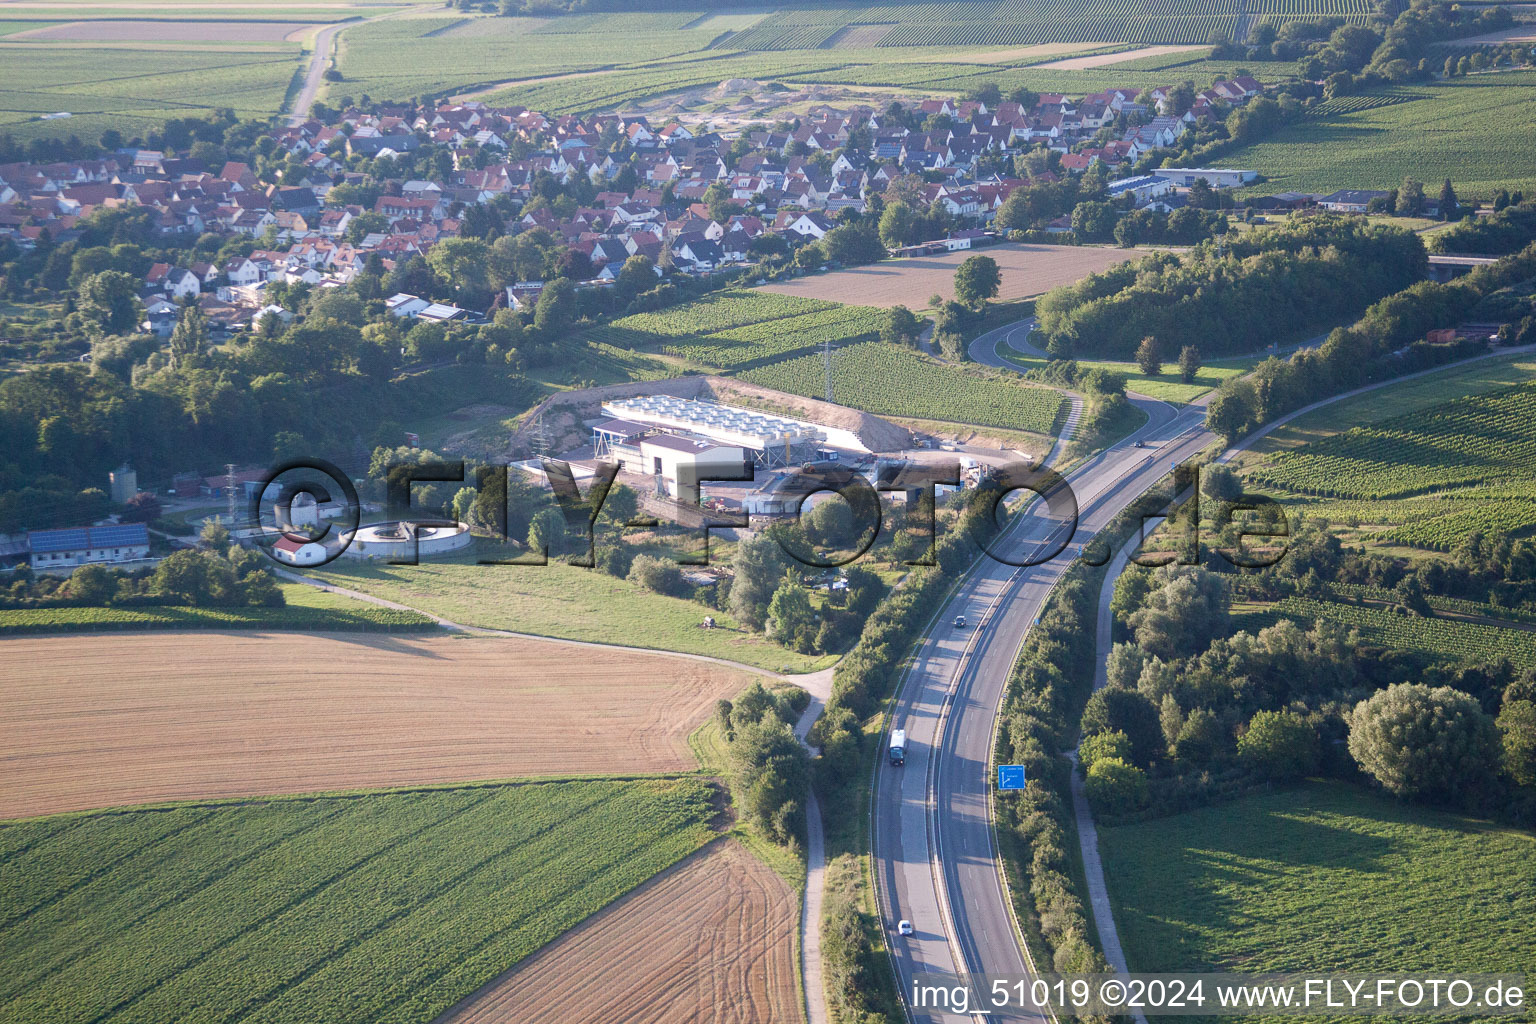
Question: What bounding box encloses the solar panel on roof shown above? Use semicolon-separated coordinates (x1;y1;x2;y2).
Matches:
28;528;90;553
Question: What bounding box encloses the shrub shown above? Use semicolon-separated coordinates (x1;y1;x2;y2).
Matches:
1084;757;1150;815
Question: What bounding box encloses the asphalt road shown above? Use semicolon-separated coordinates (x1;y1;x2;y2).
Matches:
872;378;1214;1022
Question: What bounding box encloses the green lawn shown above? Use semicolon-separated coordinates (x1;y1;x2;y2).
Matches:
1100;782;1536;1022
0;777;719;1024
0;583;434;634
312;548;832;673
1232;74;1536;201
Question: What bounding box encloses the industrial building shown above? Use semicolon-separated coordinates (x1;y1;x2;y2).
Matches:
28;523;150;568
600;395;830;467
591;416;751;503
1151;167;1258;188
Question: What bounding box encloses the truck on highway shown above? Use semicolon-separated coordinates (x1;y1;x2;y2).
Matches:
889;729;906;766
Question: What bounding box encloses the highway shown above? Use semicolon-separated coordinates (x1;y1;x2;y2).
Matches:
872;320;1216;1022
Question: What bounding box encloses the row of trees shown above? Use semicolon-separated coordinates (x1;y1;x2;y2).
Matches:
716;683;812;847
1206;240;1536;442
1035;216;1427;359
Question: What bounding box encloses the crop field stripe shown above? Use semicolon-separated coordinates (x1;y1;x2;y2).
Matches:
354;813;716;1022
53;792;501;1024
0;808;216;935
740;340;1066;434
1245;596;1536;668
1248;381;1536;501
0;802;353;1004
179;785;622;1023
0;780;719;1024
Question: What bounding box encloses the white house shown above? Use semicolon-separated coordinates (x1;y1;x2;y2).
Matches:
386;293;430;318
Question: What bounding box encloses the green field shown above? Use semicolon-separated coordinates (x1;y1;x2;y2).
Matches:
1239;352;1536;458
0;777;718;1024
741;340;1068;435
1243;378;1536;547
311;549;832;673
587;289;885;369
1100;782;1536;1022
0;583;434;634
1234;74;1536;200
0;45;301;140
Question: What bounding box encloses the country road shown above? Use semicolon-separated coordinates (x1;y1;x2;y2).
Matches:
286;6;436;125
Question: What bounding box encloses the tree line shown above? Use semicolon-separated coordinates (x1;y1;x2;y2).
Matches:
1035;215;1427;360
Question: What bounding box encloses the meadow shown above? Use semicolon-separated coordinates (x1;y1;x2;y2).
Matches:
1232;73;1536;200
1099;781;1536;1022
999;347;1255;402
0;582;433;634
740;340;1068;434
0;777;720;1024
311;549;832;673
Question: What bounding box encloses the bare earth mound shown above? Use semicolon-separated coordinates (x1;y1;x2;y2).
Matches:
0;631;757;819
757;243;1140;307
437;839;802;1024
1035;43;1205;68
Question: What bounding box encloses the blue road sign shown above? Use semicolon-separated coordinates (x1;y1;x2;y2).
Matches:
997;765;1027;790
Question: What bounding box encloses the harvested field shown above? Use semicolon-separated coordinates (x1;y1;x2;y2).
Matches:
9;18;321;40
932;40;1115;63
1036;43;1205;68
438;839;802;1024
757;243;1140;308
0;631;759;819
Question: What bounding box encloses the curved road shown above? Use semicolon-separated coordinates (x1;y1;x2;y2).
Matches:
875;318;1216;1022
880;315;1536;1022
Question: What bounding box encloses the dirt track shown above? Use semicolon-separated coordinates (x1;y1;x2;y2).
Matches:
436;839;802;1024
757;243;1140;307
0;632;758;819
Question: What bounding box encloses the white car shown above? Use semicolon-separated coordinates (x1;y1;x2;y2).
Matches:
953;615;967;629
897;919;915;936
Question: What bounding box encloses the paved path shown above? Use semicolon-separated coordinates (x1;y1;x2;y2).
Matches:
794;695;831;1024
285;6;435;125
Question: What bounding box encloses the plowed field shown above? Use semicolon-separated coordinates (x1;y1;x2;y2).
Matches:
757;243;1140;307
0;631;757;818
437;839;802;1024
